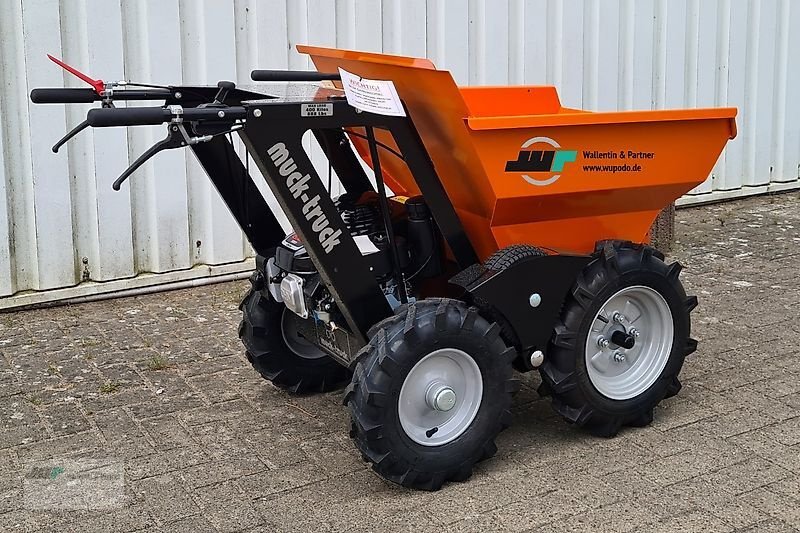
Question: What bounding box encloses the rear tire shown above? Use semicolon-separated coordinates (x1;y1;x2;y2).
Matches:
540;241;697;437
238;286;349;394
482;244;547;372
345;298;518;490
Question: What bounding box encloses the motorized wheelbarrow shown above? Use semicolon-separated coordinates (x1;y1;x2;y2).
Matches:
31;45;736;490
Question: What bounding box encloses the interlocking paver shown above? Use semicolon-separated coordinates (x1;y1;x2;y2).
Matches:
193;481;262;532
1;192;800;532
747;488;800;530
132;473;201;523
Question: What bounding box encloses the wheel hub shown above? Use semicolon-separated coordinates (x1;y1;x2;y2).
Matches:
426;382;457;411
280;309;327;360
398;348;483;446
610;329;636;349
585;286;674;400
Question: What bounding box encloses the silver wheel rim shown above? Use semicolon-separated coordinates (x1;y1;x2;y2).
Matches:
280;310;326;360
585;285;674;400
398;348;483;446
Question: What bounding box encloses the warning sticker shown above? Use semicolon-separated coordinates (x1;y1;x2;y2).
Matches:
301;103;333;117
338;68;406;117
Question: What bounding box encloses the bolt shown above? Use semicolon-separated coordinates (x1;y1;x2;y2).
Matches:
613;312;626;324
529;350;544;368
253;109;262;118
217;110;225;118
529;293;542;308
629;327;640;338
597;337;610;349
174;91;182;99
613;350;626;362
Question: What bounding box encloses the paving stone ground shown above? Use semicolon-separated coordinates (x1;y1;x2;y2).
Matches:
2;192;800;533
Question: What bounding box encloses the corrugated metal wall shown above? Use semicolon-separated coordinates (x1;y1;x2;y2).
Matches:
1;0;799;305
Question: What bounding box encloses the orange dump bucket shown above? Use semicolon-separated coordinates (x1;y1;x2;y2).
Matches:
299;45;737;259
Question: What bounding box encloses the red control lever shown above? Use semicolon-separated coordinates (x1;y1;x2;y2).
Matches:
47;54;105;95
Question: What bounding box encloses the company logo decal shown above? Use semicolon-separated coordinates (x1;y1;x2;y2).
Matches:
505;137;577;186
268;143;342;253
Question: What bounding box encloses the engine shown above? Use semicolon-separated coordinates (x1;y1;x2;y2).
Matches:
263;193;441;335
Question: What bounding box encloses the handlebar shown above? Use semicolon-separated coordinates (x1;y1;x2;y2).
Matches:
31;87;173;104
251;70;341;82
30;88;99;104
32;78;252;191
87;106;248;127
87;107;171;127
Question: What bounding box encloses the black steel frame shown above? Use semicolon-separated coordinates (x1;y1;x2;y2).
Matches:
184;95;479;346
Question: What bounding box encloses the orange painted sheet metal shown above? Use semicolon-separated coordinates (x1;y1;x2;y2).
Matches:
299;45;737;259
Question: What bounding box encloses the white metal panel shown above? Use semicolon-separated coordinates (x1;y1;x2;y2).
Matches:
631;0;655;110
121;0;191;274
383;0;427;57
723;0;747;192
752;0;778;187
773;0;798;184
519;0;548;86
60;0;135;282
180;0;245;266
2;0;799;304
14;0;77;291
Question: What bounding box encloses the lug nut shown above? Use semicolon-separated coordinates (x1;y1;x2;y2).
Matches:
629;327;640;338
597;337;610;349
613;351;626;362
613;312;626;324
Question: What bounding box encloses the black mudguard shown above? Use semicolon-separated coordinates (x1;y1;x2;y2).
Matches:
450;254;591;354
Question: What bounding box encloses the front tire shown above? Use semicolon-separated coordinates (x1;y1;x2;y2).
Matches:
238;286;350;394
540;241;698;437
345;299;518;490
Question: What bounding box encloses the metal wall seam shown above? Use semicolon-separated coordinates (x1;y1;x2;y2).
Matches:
697;0;720;192
0;91;11;296
784;1;800;183
181;0;246;266
62;0;135;282
724;1;747;192
426;0;469;83
753;0;778;188
384;0;428;57
23;0;77;291
582;0;599;111
618;0;634;110
508;0;525;85
121;0;191;274
711;0;731;192
771;0;791;184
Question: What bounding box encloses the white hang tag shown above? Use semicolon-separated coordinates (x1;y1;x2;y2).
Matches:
338;68;406;117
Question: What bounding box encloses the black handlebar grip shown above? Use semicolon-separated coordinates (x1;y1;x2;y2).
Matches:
250;70;341;82
87;107;172;127
30;88;99;104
